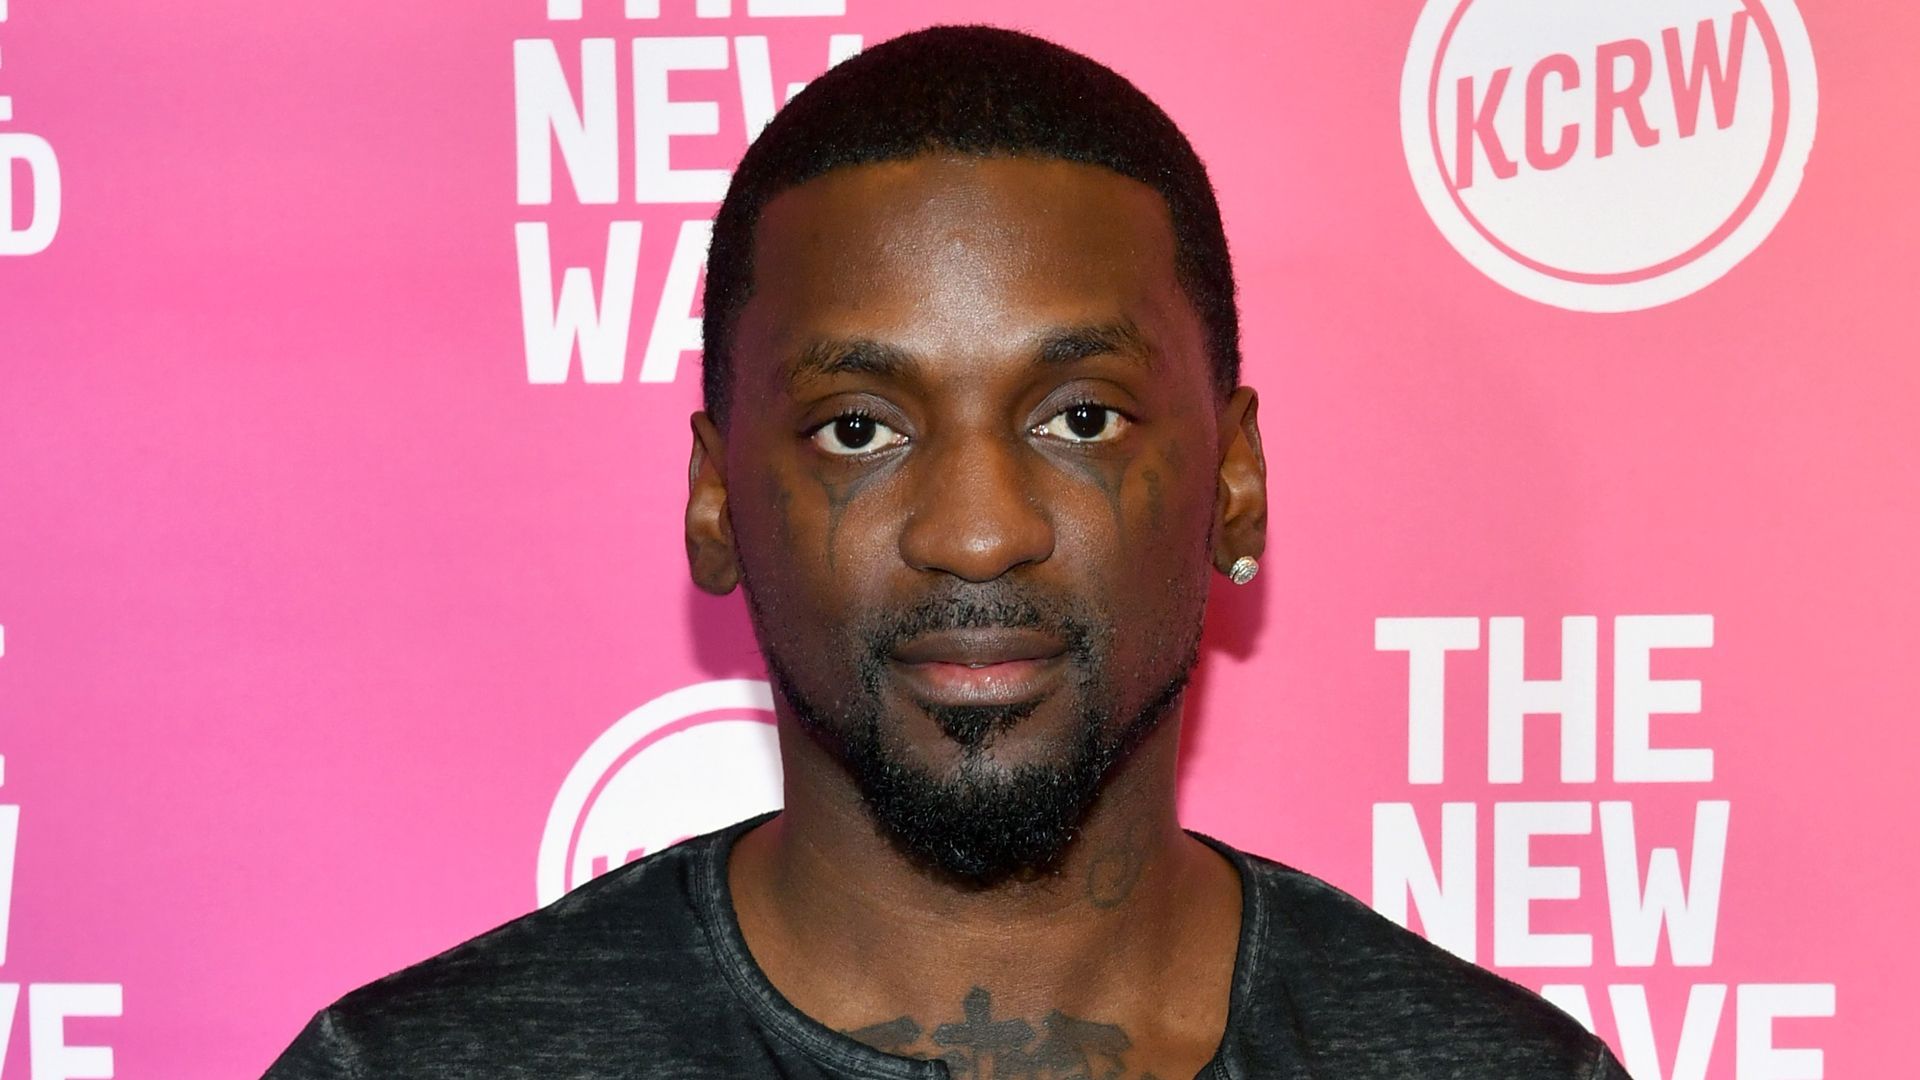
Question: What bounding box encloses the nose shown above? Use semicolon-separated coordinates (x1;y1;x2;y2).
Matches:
898;431;1055;582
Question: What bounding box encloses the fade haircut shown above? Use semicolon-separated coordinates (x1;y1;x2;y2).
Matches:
700;24;1241;425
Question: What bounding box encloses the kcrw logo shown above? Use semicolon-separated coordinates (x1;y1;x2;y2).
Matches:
1401;0;1817;311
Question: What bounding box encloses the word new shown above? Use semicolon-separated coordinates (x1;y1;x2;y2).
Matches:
1455;15;1750;187
1373;798;1727;968
514;33;861;206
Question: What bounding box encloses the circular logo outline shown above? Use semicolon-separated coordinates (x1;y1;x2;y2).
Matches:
536;678;776;905
1401;0;1818;311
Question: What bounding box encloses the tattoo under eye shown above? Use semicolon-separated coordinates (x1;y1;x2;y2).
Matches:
813;463;880;572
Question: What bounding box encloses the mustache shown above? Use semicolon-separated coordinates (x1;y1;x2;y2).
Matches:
861;589;1093;656
856;587;1101;754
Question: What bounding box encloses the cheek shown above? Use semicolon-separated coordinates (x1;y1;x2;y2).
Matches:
730;467;825;614
729;467;805;580
734;460;902;620
741;470;798;555
1112;448;1217;628
1129;443;1217;555
1036;441;1212;554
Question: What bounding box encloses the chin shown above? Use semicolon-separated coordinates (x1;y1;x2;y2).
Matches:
856;754;1106;883
840;698;1125;883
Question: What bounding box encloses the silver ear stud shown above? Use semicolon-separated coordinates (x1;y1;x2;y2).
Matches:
1228;556;1259;586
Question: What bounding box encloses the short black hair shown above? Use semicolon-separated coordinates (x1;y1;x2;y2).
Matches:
700;24;1240;425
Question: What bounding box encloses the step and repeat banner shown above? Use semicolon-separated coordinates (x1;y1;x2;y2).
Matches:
1;1;1913;1076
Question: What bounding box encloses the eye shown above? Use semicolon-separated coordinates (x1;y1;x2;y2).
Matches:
810;412;908;456
1036;403;1128;443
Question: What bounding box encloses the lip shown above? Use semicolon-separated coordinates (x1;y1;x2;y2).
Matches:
888;628;1068;707
891;627;1067;666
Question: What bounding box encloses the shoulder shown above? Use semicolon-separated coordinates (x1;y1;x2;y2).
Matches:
265;835;734;1077
338;834;714;1015
1225;846;1621;1079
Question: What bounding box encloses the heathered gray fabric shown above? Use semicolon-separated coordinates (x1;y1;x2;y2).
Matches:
264;814;1630;1079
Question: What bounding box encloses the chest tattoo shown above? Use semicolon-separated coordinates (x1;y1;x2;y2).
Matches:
845;986;1165;1079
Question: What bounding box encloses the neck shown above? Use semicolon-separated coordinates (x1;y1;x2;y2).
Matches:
727;714;1242;1051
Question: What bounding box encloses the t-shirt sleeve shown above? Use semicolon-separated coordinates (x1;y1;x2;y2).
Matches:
260;1009;365;1080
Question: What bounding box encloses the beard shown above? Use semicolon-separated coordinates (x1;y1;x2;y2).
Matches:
757;584;1199;885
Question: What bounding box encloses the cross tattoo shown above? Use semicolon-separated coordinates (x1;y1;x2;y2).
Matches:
933;988;1037;1076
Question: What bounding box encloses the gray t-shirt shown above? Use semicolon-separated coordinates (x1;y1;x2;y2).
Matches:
265;814;1629;1079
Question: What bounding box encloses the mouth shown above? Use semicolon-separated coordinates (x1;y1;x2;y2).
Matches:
887;627;1069;707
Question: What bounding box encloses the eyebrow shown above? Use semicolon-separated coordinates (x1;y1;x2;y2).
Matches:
786;319;1155;388
788;338;917;385
1033;319;1155;369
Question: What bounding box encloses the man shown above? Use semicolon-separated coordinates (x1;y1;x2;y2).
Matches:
268;25;1629;1080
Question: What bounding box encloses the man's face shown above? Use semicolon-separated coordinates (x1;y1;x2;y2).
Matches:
695;155;1246;879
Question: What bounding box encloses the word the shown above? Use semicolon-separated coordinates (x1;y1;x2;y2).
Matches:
1375;614;1715;785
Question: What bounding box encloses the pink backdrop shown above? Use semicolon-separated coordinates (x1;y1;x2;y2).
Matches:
2;1;1913;1076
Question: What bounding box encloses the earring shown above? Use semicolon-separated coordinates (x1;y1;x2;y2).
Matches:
1228;556;1259;586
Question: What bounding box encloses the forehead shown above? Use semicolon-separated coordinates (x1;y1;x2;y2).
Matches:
732;155;1196;385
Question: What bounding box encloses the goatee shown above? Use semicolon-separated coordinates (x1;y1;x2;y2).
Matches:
761;589;1196;884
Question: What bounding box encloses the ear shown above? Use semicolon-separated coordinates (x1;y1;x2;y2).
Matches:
1212;386;1268;575
686;411;742;595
